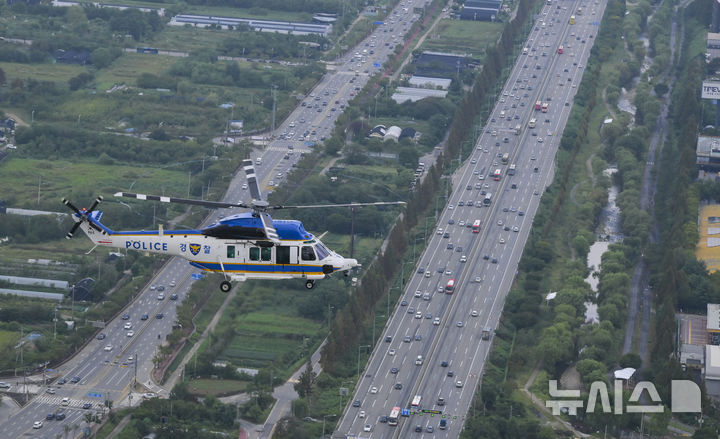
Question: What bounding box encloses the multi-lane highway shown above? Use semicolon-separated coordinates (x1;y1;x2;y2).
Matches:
0;1;432;438
336;0;607;437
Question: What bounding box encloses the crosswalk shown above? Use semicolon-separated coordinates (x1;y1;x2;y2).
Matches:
35;395;98;409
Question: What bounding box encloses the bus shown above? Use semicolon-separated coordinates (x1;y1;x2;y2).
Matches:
558;45;564;54
569;15;575;24
501;153;509;164
472;219;482;233
492;169;502;181
508;164;517;175
445;279;455;294
483;193;493;205
389;406;401;426
411;395;422;408
528;118;536;128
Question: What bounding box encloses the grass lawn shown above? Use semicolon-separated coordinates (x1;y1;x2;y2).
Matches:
188;378;247;397
421;19;503;55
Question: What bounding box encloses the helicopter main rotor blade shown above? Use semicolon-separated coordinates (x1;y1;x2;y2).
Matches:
61;198;81;215
114;192;250;210
242;159;263;201
87;195;104;213
270;201;407;210
259;212;280;244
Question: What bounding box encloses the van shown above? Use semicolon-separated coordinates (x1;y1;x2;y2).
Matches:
500;110;505;118
415;355;423;365
439;419;447;429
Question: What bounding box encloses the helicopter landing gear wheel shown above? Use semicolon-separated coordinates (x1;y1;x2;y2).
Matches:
305;280;315;290
220;281;232;293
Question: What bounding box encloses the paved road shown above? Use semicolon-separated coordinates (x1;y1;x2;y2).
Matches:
336;0;607;437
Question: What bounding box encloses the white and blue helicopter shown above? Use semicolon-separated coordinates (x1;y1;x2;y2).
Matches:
63;159;405;292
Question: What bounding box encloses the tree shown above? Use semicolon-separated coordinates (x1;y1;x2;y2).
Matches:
294;361;316;399
91;48;113;69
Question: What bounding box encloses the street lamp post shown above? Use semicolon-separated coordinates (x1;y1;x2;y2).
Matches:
357;345;370;378
322;414;336;438
372;314;385;349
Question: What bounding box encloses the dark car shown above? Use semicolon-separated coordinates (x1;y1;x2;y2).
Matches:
447;370;455;377
385;335;392;342
400;300;408;306
121;313;130;320
156;313;164;319
55;413;66;420
70;376;80;383
394;382;403;389
141;314;149;320
417;267;425;274
46;413;55;420
391;367;399;374
379;415;388;423
352;400;361;407
441;361;448;367
57;378;67;385
82;402;91;409
170;294;178;301
415;425;423;432
97;333;106;340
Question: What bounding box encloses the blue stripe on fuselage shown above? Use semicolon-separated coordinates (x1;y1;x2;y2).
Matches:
188;261;337;274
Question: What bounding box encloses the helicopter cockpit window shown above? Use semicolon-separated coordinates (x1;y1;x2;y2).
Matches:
227;245;235;259
249;247;260;261
301;246;316;261
261;247;272;261
315;242;330;260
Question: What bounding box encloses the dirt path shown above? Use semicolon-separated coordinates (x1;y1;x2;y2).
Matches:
3;111;28;127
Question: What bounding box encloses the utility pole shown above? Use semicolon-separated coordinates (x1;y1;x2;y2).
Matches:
271;85;277;133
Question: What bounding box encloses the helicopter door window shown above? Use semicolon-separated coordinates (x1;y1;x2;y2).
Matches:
276;246;290;264
261;247;272;261
249;247;260;261
227;245;235;258
301;246;316;261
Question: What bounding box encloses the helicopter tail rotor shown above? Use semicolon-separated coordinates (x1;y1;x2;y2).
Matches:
62;195;104;238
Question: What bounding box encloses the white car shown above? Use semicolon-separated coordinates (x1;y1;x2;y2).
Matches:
124;322;132;330
157;293;165;300
460;255;467;263
61;397;69;406
359;410;366;418
499;237;506;244
33;421;43;429
471;310;479;317
104;345;112;351
364;424;372;432
415;312;422;319
126;331;135;337
436;228;443;235
414;290;422;298
474;276;482;283
433;317;440;326
241;183;248;190
370;387;378;394
456;381;464;388
389;349;396;356
537;137;544;143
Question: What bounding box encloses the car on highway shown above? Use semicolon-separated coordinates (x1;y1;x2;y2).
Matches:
353;400;361;407
33;421;43;429
56;412;66;420
46;387;55;394
457;321;464;327
388;348;396;356
395;382;403;389
70;376;80;383
57;378;67;385
404;335;412;343
359;411;365;418
83;402;91;409
104;345;112;351
121;314;130;320
61;397;69;405
364;424;372;432
370;387;378;394
433;317;440;325
456;381;463;388
97;333;106;340
156;312;164;319
471;310;479;317
126;331;134;337
141;314;149;320
124;322;132;330
170;293;178;300
400;300;408;306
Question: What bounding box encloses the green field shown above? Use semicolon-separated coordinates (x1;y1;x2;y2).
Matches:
95;53;177;90
421;19;504;54
187;378;247;397
0;330;18;353
235;312;320;335
0;62;85;84
0;159;190;207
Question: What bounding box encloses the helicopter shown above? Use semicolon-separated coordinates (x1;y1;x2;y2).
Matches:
63;159;405;292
